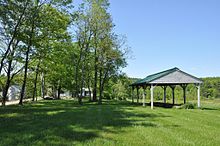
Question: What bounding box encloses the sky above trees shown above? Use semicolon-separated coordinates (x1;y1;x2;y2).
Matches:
108;0;220;78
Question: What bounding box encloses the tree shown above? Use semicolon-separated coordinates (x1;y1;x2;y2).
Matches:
73;0;129;104
0;0;131;106
0;0;29;106
74;4;93;104
19;0;39;105
18;1;72;104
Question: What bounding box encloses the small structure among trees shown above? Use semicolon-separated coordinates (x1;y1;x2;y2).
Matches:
130;67;203;109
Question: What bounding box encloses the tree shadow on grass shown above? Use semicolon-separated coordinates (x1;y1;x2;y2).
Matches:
201;107;220;111
149;102;182;108
0;100;170;145
128;101;182;108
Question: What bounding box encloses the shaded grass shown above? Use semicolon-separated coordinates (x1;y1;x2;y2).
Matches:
0;99;220;146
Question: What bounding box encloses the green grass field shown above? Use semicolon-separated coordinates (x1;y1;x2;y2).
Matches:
0;99;220;146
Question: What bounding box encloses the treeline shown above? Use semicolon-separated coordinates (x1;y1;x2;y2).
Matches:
0;0;129;106
201;77;220;99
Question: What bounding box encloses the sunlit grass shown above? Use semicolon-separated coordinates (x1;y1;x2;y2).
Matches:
0;112;24;118
47;110;65;115
0;99;219;146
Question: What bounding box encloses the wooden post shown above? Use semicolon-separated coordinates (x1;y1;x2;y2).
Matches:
197;84;201;108
142;86;146;107
181;84;187;104
137;87;139;103
132;86;134;103
170;85;176;105
183;87;186;104
163;86;167;103
151;84;154;109
172;89;175;105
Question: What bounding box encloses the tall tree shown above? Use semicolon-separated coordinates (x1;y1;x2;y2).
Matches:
0;0;29;106
74;3;94;103
74;0;129;104
19;0;39;105
18;1;72;104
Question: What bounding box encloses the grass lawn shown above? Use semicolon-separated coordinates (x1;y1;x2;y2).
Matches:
0;99;220;146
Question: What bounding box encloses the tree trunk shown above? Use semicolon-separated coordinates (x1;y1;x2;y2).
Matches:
86;62;92;102
2;83;10;106
75;45;83;100
78;83;82;105
79;55;85;105
57;84;61;100
19;47;30;105
32;60;40;101
2;45;17;106
87;78;92;102
2;72;11;106
98;68;102;104
93;47;98;101
74;63;79;98
98;66;109;104
71;91;74;98
78;91;82;105
52;85;57;98
19;14;35;105
41;72;45;98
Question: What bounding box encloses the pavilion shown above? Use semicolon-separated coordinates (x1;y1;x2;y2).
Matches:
130;67;203;109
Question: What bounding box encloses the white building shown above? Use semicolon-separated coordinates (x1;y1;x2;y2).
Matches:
8;85;21;100
0;85;21;101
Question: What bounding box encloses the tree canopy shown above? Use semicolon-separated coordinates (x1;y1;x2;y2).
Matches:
0;0;130;106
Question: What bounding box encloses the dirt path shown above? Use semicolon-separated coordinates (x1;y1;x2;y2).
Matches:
0;97;42;106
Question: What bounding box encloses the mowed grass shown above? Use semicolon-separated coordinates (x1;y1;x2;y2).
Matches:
0;99;220;146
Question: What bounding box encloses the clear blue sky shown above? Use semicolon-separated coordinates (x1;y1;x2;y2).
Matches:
108;0;220;78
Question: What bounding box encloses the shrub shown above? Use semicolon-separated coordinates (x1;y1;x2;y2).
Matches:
180;102;197;109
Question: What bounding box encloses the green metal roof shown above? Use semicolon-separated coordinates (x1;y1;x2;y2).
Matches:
131;67;180;86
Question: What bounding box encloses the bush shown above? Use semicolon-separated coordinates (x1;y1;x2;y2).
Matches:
180;102;197;109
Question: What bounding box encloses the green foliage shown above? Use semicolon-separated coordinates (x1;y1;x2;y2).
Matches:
73;0;129;103
201;77;220;99
0;0;74;104
105;74;132;100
